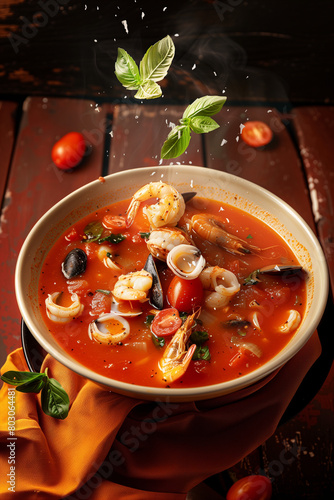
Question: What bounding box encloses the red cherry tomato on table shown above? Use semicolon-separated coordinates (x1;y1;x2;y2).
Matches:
167;276;203;313
51;132;86;170
151;308;182;337
241;121;273;148
226;475;272;500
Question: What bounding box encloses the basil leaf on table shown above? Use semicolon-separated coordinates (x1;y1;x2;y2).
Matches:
0;371;47;393
1;369;70;419
41;378;70;420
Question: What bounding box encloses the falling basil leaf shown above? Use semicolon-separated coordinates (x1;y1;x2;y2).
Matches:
135;79;162;100
41;378;69;420
1;371;47;393
183;95;227;119
98;233;126;244
190;116;220;134
140;35;175;83
161;125;191;159
83;221;104;242
115;48;141;90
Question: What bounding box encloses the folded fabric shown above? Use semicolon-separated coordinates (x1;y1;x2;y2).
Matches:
0;331;321;500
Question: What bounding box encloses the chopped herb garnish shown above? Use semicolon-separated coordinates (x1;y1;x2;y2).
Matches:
139;232;151;239
246;234;253;239
98;233;126;244
144;314;155;326
193;345;211;361
151;333;165;348
237;330;247;337
244;269;261;285
190;330;209;344
96;289;112;296
82;221;104;242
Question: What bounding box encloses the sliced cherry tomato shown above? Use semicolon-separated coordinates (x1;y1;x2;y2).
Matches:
64;228;79;242
51;132;86;170
102;215;127;232
226;475;272;500
151;308;182;337
167;276;203;313
241;121;273;148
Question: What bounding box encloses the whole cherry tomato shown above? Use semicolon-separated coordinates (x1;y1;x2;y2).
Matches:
226;475;272;500
151;308;182;337
51;132;86;170
167;276;203;313
241;121;273;148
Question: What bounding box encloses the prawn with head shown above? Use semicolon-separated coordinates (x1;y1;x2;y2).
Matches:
126;181;185;229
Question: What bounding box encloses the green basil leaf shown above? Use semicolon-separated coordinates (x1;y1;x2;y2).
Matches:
98;233;126;244
192;345;211;361
134;80;162;100
190;330;209;345
244;269;261;286
96;289;112;296
41;378;70;420
83;221;104;242
161;125;191;159
190;116;219;134
151;333;165;348
183;95;226;119
140;35;175;83
145;314;155;326
1;371;46;393
139;232;151;239
115;48;141;90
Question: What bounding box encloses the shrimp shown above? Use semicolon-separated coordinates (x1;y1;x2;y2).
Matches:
199;266;240;309
159;309;200;383
112;270;153;302
126;181;185;229
191;214;260;255
45;292;84;323
147;227;194;261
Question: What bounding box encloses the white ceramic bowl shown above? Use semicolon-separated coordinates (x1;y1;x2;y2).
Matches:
15;166;328;402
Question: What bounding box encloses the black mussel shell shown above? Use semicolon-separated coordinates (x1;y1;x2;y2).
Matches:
259;265;304;276
144;254;164;310
182;192;197;203
61;248;87;279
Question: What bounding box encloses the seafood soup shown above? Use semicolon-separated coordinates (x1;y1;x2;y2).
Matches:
38;181;307;388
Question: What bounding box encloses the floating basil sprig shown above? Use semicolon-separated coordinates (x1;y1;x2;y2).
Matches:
115;35;175;100
1;368;70;420
161;95;226;159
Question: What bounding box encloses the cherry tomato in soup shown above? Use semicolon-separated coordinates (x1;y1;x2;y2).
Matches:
226;475;272;500
167;276;203;313
151;308;182;337
51;132;86;170
102;215;127;232
241;121;273;148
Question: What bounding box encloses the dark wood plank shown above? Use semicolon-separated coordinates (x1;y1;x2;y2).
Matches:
292;106;334;296
0;101;17;203
106;104;204;172
0;0;333;103
204;106;315;229
0;97;108;362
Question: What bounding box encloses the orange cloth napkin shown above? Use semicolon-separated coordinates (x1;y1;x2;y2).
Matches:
0;331;321;500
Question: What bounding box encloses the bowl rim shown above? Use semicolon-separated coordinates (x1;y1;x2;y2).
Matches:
15;165;329;401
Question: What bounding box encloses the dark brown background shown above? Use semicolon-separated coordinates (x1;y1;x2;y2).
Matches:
1;0;333;104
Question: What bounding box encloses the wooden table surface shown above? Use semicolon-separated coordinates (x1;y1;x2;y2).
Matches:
0;97;333;499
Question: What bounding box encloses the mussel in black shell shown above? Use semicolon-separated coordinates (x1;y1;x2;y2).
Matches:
61;248;87;279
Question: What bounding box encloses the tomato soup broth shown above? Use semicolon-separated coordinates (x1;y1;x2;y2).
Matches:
38;195;306;389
